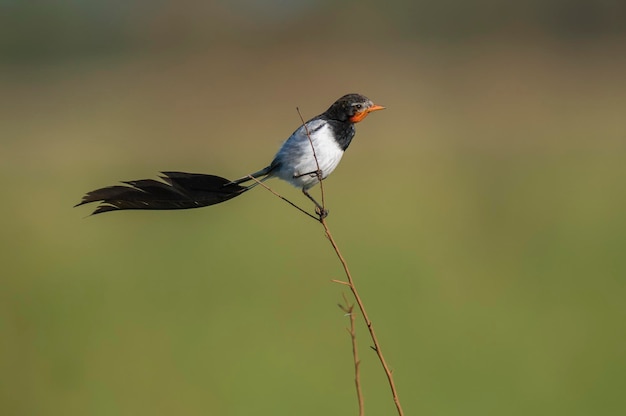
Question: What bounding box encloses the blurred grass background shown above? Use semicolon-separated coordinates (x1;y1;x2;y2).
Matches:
2;1;626;415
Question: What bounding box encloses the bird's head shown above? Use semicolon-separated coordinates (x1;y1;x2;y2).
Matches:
326;93;385;123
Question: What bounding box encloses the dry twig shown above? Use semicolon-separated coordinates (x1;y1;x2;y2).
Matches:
339;293;364;416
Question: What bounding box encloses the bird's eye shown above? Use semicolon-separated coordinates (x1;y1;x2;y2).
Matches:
354;103;362;110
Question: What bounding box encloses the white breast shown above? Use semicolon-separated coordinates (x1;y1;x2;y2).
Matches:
272;121;345;189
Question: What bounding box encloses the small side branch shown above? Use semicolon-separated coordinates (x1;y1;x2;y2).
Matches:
246;176;319;221
339;293;364;416
297;107;326;214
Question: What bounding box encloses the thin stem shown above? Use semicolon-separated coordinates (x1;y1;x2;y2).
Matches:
324;218;405;416
296;107;326;212
339;293;364;416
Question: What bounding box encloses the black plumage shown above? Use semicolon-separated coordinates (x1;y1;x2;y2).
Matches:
75;172;247;215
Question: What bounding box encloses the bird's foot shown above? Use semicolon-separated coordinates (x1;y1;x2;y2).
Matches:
295;169;324;180
315;206;329;219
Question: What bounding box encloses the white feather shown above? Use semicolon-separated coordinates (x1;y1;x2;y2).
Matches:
271;120;344;189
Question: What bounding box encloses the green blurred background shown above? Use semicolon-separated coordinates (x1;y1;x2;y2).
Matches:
2;1;625;415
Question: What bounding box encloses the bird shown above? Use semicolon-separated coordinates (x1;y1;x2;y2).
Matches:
76;93;385;217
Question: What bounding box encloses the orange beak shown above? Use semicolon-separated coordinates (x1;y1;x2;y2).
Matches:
349;104;386;123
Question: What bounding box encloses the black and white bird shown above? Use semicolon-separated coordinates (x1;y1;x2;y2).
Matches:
76;93;385;217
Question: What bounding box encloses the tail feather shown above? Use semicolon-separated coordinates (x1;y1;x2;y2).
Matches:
76;171;249;215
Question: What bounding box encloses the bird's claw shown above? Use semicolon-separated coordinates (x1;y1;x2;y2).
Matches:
315;206;329;219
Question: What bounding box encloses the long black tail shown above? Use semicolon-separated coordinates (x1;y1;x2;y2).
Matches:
76;171;253;215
